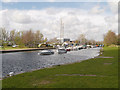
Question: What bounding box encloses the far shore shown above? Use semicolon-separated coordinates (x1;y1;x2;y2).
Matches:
0;47;55;53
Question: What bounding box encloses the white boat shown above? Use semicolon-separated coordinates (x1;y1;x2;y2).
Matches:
78;45;83;50
66;47;71;51
39;50;54;55
72;46;78;51
57;47;67;54
86;45;92;49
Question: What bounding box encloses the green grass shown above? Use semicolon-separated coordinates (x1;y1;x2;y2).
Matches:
2;47;118;88
0;47;35;50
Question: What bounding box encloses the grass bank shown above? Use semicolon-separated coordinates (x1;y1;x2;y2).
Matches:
0;47;33;50
0;46;55;52
2;47;118;88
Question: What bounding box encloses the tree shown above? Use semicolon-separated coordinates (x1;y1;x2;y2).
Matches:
14;31;24;47
86;39;96;45
0;28;9;46
22;29;34;47
104;30;117;46
34;30;43;44
22;29;45;48
44;38;48;43
118;34;120;45
0;28;8;42
0;29;2;46
75;40;79;44
48;37;59;44
96;41;103;45
77;34;87;45
34;30;44;47
9;30;16;45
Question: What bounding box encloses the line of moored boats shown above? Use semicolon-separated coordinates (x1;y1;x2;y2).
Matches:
38;45;100;55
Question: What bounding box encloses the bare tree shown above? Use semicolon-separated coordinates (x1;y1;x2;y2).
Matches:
1;28;9;42
34;30;43;44
34;30;44;47
9;30;16;45
48;37;59;44
0;28;9;46
77;34;87;45
22;29;34;47
86;39;96;45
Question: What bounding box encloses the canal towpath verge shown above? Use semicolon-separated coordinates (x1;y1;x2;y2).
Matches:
0;47;55;53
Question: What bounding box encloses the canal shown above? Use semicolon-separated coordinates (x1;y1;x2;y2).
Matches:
2;48;100;78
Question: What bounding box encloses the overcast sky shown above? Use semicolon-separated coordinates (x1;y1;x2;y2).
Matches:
0;0;118;41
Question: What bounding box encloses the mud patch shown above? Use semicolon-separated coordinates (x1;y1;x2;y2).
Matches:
104;63;112;65
39;80;51;85
33;80;51;86
55;74;104;77
95;56;114;58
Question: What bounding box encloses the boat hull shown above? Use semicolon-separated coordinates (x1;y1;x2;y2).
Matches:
40;52;54;55
57;49;67;54
40;50;54;55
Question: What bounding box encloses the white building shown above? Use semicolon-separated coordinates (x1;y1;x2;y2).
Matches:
57;38;70;43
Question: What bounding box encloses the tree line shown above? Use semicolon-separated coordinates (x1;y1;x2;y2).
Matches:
0;28;47;48
75;34;103;45
0;28;119;48
75;30;120;46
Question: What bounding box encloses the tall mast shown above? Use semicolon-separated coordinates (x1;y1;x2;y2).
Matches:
60;18;62;44
60;18;64;44
62;23;64;39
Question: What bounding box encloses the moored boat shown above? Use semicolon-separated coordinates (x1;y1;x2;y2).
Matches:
57;47;67;54
66;47;71;51
39;50;54;55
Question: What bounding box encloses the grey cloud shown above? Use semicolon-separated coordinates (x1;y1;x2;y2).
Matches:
11;11;32;24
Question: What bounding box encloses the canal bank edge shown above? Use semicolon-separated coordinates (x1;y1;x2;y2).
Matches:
0;47;56;53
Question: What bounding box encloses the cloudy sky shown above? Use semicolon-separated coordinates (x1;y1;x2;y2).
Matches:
0;0;118;41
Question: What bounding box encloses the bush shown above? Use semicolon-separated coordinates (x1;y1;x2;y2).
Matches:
108;44;119;47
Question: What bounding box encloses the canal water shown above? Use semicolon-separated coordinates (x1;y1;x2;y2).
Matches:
2;48;100;77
